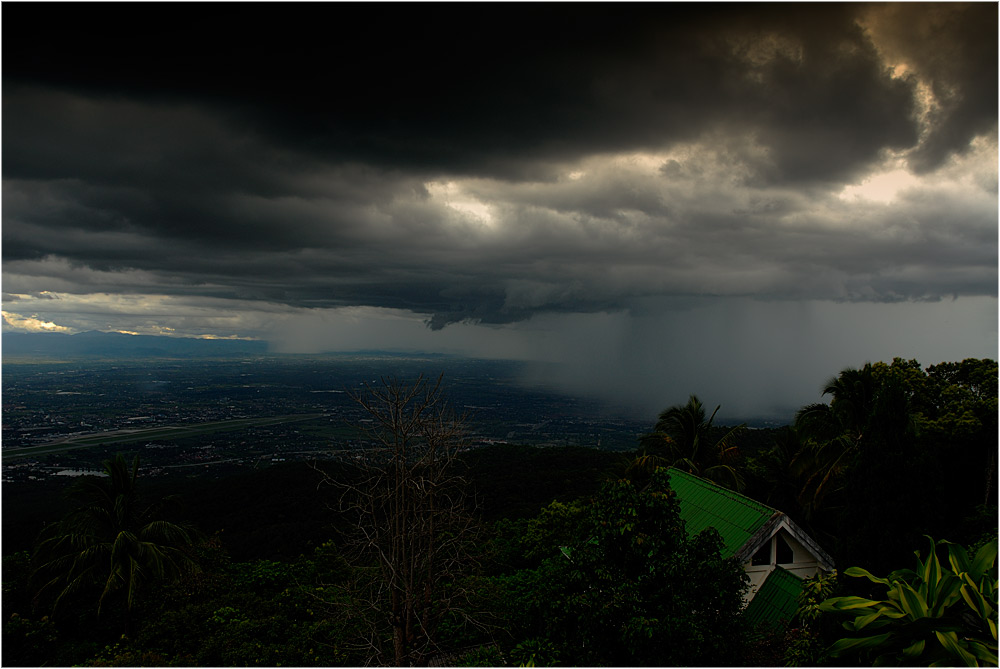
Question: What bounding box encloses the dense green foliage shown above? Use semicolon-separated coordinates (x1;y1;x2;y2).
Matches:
460;443;626;521
819;537;998;666
488;468;750;665
782;569;841;666
744;357;997;575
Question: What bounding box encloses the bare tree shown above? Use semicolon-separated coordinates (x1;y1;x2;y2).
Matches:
315;375;482;666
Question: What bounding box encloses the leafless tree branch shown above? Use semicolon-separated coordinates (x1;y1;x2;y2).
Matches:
312;375;483;666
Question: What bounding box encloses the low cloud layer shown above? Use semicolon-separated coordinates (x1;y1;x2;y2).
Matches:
3;4;996;418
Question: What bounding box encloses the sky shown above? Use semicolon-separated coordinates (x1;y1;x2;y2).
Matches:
3;3;997;420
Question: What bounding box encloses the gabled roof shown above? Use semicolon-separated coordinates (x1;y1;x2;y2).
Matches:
663;467;835;571
736;513;836;571
662;468;778;557
743;566;801;628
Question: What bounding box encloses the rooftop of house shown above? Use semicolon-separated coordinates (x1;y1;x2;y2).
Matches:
662;468;779;557
743;566;802;628
660;468;834;631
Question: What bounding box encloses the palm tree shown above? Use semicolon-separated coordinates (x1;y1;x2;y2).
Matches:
639;395;747;491
749;427;806;512
32;454;199;637
793;364;918;518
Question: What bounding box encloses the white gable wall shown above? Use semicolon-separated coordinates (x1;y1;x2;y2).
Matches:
740;526;825;603
780;530;823;579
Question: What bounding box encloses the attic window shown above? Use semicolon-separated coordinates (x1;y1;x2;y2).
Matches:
751;542;770;566
776;534;794;564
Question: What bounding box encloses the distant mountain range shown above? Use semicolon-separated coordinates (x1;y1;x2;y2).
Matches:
2;331;268;359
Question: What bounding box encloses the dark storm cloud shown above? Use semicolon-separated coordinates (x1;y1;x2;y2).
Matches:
2;4;925;179
859;3;999;172
2;3;996;331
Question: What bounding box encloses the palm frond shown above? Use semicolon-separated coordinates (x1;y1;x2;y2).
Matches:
714;424;747;463
703;463;746;492
30;453;199;633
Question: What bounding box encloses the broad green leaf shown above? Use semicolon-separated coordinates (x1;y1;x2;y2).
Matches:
845;565;891;585
930;573;965;616
948;541;972;575
852;609;892;631
879;607;907;619
966;639;998;665
934;630;978;667
901;638;926;658
819;595;883;612
853;618;893;632
827;632;893;657
960;579;992;620
921;538;943;598
890;567;920;582
970;540;998;581
825;539;997;667
896;582;929;619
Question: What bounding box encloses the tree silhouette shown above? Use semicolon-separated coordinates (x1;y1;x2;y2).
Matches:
747;427;809;515
639;395;746;491
32;454;199;637
793;364;918;519
794;362;925;571
314;375;482;666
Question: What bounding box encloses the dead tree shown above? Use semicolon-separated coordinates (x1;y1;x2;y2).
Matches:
316;375;482;666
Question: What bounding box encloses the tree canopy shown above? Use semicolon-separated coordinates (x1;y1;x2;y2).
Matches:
491;467;750;666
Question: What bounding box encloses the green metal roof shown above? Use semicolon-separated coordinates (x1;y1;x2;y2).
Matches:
663;468;776;556
743;566;803;629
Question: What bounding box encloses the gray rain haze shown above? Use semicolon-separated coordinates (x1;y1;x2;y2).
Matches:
3;3;996;421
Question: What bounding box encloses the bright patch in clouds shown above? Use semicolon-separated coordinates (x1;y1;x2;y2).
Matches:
193;333;256;340
839;168;922;203
3;293;272;339
425;180;495;226
2;310;74;333
614;151;671;173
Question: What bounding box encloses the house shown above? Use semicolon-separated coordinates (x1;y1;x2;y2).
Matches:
663;468;835;629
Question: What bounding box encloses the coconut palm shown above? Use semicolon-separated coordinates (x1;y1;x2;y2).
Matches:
748;426;808;512
793;364;918;518
639;395;746;491
32;454;199;637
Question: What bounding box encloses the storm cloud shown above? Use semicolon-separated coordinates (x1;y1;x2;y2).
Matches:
3;3;996;419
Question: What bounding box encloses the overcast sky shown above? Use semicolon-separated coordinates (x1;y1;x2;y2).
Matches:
3;3;997;420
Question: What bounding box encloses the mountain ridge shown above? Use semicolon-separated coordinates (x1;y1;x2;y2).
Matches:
2;330;268;359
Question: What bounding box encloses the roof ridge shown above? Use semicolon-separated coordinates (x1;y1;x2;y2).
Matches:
664;466;775;514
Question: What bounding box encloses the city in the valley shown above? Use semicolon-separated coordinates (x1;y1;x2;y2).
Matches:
3;354;652;483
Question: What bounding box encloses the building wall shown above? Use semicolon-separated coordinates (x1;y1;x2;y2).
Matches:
741;527;823;602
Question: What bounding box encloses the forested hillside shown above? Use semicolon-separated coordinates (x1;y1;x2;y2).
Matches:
3;358;996;667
